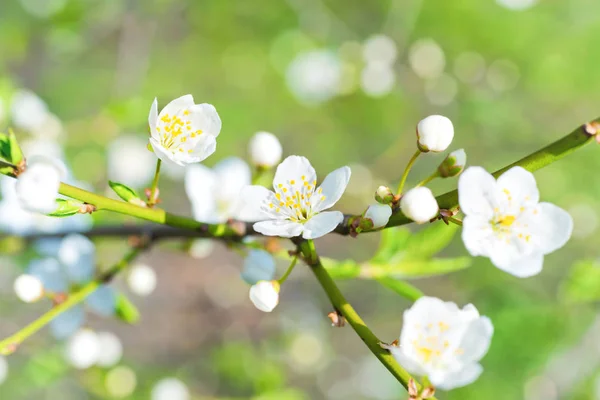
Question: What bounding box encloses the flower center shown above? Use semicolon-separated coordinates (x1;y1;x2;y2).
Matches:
156;110;203;154
410;321;461;367
267;175;326;222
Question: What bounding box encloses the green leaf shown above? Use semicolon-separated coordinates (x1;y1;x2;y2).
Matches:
362;257;472;279
321;257;361;279
114;293;140;324
559;260;600;304
47;199;82;217
376;277;423;301
8;129;24;165
403;222;460;259
0;133;10;161
372;227;411;263
108;181;144;205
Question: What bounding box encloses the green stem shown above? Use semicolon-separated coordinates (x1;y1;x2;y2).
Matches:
397;149;421;195
416;171;439;187
446;216;463;226
0;247;142;355
299;240;435;397
388;120;598;228
277;255;299;284
148;159;162;206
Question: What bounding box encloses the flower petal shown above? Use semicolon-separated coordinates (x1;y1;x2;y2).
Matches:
49;306;85;339
312;166;351;212
528;202;573;255
301;211;343;239
86;285;116;316
385;347;428;377
158;94;195;119
189;103;222;138
491;252;544;278
148;98;159;140
273;156;316;191
238;185;276;222
241;249;276;285
461;215;496;257
433;363;483;391
458;166;498;219
496;166;539;212
27;258;68;292
188;134;217;163
253;219;304;237
457;316;494;364
149;137;182;167
185;164;218;222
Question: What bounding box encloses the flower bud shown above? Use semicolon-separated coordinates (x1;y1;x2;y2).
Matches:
416;115;454;153
13;274;44;303
400;187;439;224
438;149;466;178
364;204;392;229
249;280;280;312
241;249;276;285
375;185;394;204
248;131;283;168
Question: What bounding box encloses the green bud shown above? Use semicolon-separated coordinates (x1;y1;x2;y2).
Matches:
47;199;84;217
114;293;140;324
8;129;24;165
438;149;466;178
0;133;11;161
109;181;145;206
375;185;394;204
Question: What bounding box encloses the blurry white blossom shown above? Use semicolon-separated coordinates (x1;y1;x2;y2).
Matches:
148;95;222;167
21;138;65;160
382;296;493;390
286;50;342;105
241;156;351;239
65;329;101;369
10;89;49;131
248;131;283;168
151;378;190;400
16;156;66;213
364;204;392;229
362;35;398;65
459;167;573;277
400;187;439;224
188;239;215;259
127;263;157;296
185;157;251;223
409;39;446;80
30;113;64;139
241;249;276;285
13;274;44;303
249;280;280;312
360;64;396;97
417;115;454;152
96;332;123;367
108;135;155;187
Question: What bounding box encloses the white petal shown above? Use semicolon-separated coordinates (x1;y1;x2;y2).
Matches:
302;211;343;239
386;347;427;376
496;166;539;212
86;285;116;316
400;187;439;224
364;203;392;228
253;219;304;237
249;281;280;312
50;306;85;339
214;157;252;200
185;164;218;222
27;258;68;292
241;249;276;285
189;134;217;163
461;215;496;257
273;156;316;190
433;363;483;390
149;138;182;167
457;316;494;364
491;252;544;278
238;185;274;222
529;202;573;255
313;166;351;212
158;94;195;119
148;98;159;140
59;234;95;284
189;103;222;138
458;166;498;219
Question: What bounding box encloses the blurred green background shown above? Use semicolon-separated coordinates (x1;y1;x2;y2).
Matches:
1;0;600;399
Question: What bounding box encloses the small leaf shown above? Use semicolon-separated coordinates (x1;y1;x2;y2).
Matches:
559;260;600;304
8;129;24;165
404;222;459;260
114;293;140;324
47;199;82;217
372;227;411;263
321;257;361;279
376;277;423;301
109;181;144;205
361;257;472;279
0;133;11;161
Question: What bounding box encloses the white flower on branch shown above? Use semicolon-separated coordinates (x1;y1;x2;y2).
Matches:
96;331;123;367
417;115;454;152
151;378;190;400
382;296;493;390
248;131;283;168
65;329;101;369
241;249;276;285
127;263;157;297
240;156;351;239
459;166;573;277
185;157;251;223
249;280;280;312
400;187;439;224
16;156;66;213
13;274;44;303
148;94;222;167
28;235;116;338
364;203;392;228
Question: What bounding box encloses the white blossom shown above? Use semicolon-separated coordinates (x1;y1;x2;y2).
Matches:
286;50;342;105
364;204;392;229
151;378;190;400
382;296;493;390
16;156;66;213
65;329;101;369
185;157;251;223
107;135;155;187
400;187;439;224
248;131;283;168
249;280;280;312
240;156;351;239
148;95;221;167
416;115;454;153
96;332;123;367
13;274;44;303
10;89;49;132
241;249;276;285
127;263;157;296
459;166;573;277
